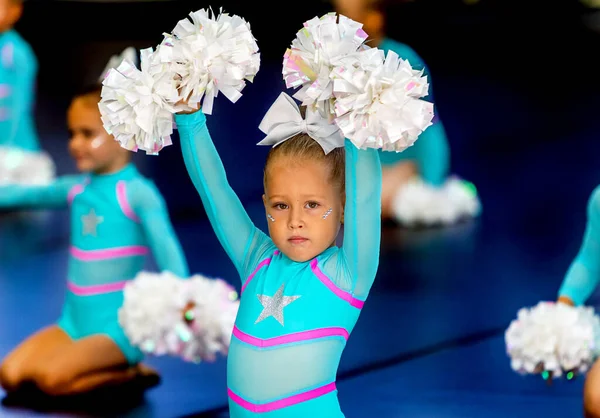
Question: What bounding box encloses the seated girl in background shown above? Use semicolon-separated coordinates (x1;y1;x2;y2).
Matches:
333;0;481;227
0;50;189;397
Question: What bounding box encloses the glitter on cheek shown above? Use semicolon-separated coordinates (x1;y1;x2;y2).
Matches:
322;208;332;219
91;137;106;149
267;214;275;222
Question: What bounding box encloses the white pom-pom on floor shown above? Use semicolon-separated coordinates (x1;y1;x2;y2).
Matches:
0;146;55;186
167;8;260;114
119;271;239;363
99;44;181;155
332;50;434;152
392;176;481;227
283;12;372;119
505;301;600;379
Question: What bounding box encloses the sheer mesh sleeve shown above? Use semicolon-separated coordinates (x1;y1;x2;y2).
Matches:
0;175;82;209
558;186;600;305
128;178;189;278
340;140;382;298
174;111;272;279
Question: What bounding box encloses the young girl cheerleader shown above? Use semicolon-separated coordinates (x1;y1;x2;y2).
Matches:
0;0;54;186
98;10;433;415
332;0;481;226
177;17;435;418
176;92;381;415
0;78;188;397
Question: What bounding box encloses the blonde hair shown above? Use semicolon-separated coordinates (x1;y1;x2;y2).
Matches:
263;133;345;193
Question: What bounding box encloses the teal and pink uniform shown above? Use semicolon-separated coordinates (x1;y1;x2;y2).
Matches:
176;110;382;417
0;163;189;363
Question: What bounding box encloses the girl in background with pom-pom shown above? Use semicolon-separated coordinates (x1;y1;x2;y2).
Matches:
332;0;481;227
554;186;600;418
0;49;189;398
504;186;600;418
0;0;55;187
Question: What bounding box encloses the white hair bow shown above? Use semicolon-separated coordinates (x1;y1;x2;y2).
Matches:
257;92;345;154
99;47;139;82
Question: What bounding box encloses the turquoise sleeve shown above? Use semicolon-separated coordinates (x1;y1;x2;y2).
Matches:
174;111;273;280
377;39;450;186
412;122;450;186
342;140;382;298
0;175;82;209
127;178;190;278
0;43;37;150
558;186;600;305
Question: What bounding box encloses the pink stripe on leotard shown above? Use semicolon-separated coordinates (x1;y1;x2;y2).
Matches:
241;250;279;293
310;259;364;309
70;245;149;261
67;280;127;296
233;325;349;348
0;84;10;99
116;180;140;222
67;184;84;204
228;382;337;413
67;178;89;205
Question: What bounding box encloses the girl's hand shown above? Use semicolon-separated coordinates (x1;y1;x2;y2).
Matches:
176;93;201;115
182;301;196;324
557;296;575;306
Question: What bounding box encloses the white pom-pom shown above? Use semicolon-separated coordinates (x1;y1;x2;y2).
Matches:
179;275;240;362
282;12;372;119
332;50;434;152
391;176;481;227
505;301;600;379
167;8;260;114
119;271;239;363
0;146;55;186
99;45;180;155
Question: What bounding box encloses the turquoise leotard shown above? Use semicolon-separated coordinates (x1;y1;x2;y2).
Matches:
0;30;39;151
558;186;600;306
176;111;381;417
0;163;189;363
378;38;450;186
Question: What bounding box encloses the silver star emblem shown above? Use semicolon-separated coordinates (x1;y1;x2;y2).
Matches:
81;208;104;237
255;284;300;326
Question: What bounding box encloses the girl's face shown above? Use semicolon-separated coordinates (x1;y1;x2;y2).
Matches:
333;0;383;42
263;156;344;262
67;94;128;174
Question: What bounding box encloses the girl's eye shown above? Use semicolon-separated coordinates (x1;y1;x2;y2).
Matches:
82;129;96;139
306;201;319;209
274;203;288;210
